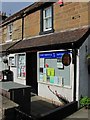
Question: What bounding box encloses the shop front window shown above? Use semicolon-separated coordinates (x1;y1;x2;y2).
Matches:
38;51;71;87
17;54;26;78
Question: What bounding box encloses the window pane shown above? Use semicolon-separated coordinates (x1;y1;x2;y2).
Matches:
45;19;48;29
7;23;13;41
44;18;52;29
48;18;52;28
10;34;12;40
8;24;13;33
45;7;52;17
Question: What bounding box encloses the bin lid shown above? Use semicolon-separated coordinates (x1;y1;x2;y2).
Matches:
0;81;31;91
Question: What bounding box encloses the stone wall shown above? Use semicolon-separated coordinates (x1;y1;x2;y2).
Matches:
1;2;89;43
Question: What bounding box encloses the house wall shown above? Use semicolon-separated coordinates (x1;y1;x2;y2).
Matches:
2;26;7;43
12;19;22;41
1;2;89;43
0;18;22;44
23;2;89;39
38;83;72;103
54;2;89;32
0;57;8;71
24;11;40;39
0;29;2;44
79;35;90;99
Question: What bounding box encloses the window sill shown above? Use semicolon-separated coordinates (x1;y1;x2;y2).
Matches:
6;39;12;43
17;77;26;80
39;29;54;35
38;81;71;89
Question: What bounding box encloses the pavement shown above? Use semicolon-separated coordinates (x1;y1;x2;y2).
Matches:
64;107;90;120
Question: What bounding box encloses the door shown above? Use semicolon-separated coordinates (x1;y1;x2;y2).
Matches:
26;52;38;94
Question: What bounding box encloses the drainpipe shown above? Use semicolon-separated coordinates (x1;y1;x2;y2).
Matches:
22;15;24;40
72;44;77;101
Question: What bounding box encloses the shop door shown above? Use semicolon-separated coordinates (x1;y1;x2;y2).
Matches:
26;52;38;94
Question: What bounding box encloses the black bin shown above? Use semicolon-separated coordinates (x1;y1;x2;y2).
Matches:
2;70;13;81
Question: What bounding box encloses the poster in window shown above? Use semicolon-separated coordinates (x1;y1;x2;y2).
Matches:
40;74;43;81
40;58;44;68
57;59;64;69
50;76;54;83
9;56;16;66
47;68;55;76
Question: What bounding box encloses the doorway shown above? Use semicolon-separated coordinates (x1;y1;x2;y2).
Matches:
26;52;38;94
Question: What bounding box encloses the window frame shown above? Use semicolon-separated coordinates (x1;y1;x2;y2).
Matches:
6;23;13;42
39;5;54;35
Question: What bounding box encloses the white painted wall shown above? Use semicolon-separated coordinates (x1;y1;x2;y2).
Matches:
38;83;72;103
8;53;26;85
79;36;90;98
0;56;8;71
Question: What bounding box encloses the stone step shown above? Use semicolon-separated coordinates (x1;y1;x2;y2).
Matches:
0;95;19;120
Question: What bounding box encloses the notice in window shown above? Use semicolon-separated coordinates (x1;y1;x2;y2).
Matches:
40;58;44;68
57;59;64;69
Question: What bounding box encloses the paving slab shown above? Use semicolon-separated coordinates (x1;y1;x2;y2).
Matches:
64;108;90;120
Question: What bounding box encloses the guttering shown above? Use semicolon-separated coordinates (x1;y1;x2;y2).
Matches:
0;2;46;27
0;2;54;28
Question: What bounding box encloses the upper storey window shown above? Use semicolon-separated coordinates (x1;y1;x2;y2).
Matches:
43;6;52;31
40;5;54;35
6;23;13;42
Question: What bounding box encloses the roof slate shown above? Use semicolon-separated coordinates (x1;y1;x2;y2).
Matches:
7;27;90;53
0;41;18;53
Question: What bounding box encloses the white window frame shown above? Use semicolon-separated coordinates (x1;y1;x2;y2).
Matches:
17;53;26;79
6;23;13;42
43;6;52;31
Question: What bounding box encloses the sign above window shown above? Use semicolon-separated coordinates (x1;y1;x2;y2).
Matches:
39;51;71;59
